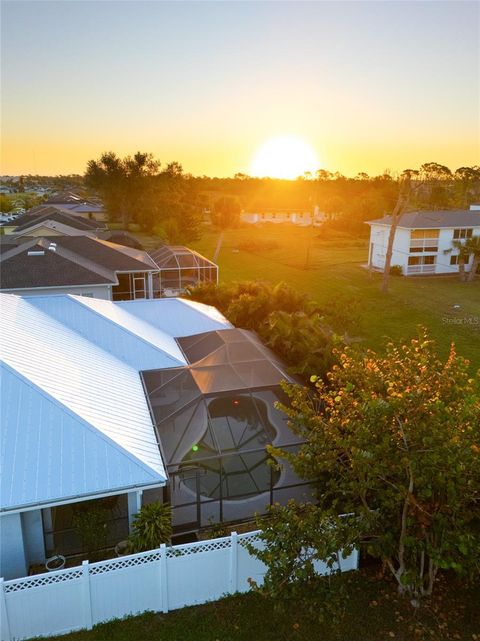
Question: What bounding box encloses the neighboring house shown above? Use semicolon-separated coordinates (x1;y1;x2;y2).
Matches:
6;208;106;237
44;193;107;221
5;207;107;235
149;245;218;296
366;208;480;275
0;236;160;299
0;294;308;579
241;206;326;226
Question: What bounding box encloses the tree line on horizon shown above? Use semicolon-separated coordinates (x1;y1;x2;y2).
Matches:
3;154;479;242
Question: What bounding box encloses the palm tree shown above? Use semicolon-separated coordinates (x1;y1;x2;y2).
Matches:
451;239;469;282
464;235;480;282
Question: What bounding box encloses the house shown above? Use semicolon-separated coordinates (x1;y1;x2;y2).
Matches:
0;236;160;299
0;294;309;579
1;236;219;299
43;193;107;222
366;208;480;275
4;208;107;237
240;206;326;226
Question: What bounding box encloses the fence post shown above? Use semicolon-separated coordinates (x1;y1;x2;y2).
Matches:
82;560;93;630
229;532;238;594
160;544;169;614
0;578;11;641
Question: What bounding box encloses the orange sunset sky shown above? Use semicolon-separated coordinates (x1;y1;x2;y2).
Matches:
1;1;479;178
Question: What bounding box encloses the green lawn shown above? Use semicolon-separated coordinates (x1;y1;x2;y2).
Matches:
186;224;480;372
41;566;480;641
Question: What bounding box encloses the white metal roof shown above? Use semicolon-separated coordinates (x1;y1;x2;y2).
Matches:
0;294;231;512
1;363;163;512
112;297;232;337
26;295;187;371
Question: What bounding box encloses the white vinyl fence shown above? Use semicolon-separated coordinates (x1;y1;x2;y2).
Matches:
1;531;358;641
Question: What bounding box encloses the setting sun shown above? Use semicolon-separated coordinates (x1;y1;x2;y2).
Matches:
250;136;320;179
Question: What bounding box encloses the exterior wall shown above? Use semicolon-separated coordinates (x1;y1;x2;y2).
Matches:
368;225;410;272
21;511;45;567
1;285;111;299
240;210;323;226
0;513;26;580
369;224;480;276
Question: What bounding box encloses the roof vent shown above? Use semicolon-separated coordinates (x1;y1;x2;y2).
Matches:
27;250;45;256
48;242;57;252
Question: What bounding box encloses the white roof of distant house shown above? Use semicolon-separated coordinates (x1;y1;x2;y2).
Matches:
366;210;480;229
0;294;232;512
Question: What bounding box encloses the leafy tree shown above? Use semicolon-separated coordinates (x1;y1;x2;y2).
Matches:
0;195;13;213
85;152;202;241
212;196;241;229
260;332;480;601
454;166;480;208
85;151;160;226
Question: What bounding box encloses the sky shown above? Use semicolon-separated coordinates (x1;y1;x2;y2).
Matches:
1;0;479;178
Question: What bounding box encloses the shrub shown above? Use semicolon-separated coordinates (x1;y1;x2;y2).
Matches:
390;265;403;276
128;502;172;552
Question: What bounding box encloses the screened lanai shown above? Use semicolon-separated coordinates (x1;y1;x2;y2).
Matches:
150;245;218;297
141;329;314;533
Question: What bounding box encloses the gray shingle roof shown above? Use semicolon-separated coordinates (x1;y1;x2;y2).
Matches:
0;236;158;290
13;208;106;232
367;210;480;229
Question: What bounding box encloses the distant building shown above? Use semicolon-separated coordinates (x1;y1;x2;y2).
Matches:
5;207;106;237
240;206;325;226
366;207;480;276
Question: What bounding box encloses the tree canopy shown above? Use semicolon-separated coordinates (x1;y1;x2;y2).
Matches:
84;151;202;242
254;332;480;601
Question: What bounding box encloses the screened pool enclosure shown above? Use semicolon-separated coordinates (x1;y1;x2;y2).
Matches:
150;245;218;297
142;328;314;533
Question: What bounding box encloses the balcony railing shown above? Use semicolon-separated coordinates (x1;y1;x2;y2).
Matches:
407;264;436;274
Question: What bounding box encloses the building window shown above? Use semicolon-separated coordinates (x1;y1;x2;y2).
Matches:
407;255;436;273
453;228;473;239
450;256;459;265
410;229;439;253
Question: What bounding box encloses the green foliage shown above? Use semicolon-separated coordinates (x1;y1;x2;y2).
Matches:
187;280;339;379
128;502;172;552
73;507;108;557
84;151;202;242
270;331;480;599
211;196;241;229
248;502;357;622
389;265;403;276
0;195;13;212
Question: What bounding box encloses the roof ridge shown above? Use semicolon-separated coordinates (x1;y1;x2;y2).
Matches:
68;295;186;366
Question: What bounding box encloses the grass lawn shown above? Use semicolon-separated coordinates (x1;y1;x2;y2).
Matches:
180;224;480;372
41;566;480;641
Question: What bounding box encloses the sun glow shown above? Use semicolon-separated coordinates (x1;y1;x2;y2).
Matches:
250;136;319;179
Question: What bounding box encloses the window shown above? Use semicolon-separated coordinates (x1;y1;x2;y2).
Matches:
453;228;473;240
408;255;436;273
450;256;459;266
410;229;439;253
